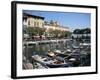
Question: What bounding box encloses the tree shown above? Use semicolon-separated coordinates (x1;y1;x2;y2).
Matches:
83;28;91;34
26;27;46;38
50;20;54;26
38;27;46;35
73;29;81;40
73;28;91;41
64;31;72;38
48;28;54;37
27;27;35;38
73;29;81;34
59;31;66;38
52;30;61;38
44;21;48;25
83;28;91;39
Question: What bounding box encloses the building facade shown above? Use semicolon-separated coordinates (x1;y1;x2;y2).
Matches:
23;13;44;28
23;13;69;35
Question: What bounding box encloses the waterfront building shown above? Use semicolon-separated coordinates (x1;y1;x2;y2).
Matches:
44;20;69;32
23;13;70;39
23;13;44;28
23;13;69;31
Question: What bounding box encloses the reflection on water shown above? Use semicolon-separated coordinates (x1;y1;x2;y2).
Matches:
23;40;91;69
23;40;81;60
35;42;66;52
23;41;68;58
23;41;71;59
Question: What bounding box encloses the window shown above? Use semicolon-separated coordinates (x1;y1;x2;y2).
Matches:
37;22;39;27
28;20;30;25
42;23;44;27
34;22;36;27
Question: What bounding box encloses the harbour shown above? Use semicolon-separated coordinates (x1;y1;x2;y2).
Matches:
23;39;91;69
22;11;91;70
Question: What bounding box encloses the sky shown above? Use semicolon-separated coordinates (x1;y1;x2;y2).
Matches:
23;10;91;31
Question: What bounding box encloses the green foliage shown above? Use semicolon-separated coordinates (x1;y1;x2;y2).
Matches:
73;28;91;34
72;28;91;40
26;27;71;39
73;29;81;34
52;30;61;38
64;31;72;37
26;27;46;37
47;29;71;38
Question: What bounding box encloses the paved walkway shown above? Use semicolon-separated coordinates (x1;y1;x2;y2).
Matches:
23;39;72;45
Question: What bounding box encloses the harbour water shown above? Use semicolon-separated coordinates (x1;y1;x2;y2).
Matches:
23;39;91;69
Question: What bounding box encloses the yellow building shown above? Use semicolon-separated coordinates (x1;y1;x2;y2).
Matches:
23;13;44;28
44;20;69;32
44;25;69;32
23;13;69;32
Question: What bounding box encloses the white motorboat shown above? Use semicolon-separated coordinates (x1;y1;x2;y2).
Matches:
32;54;70;68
